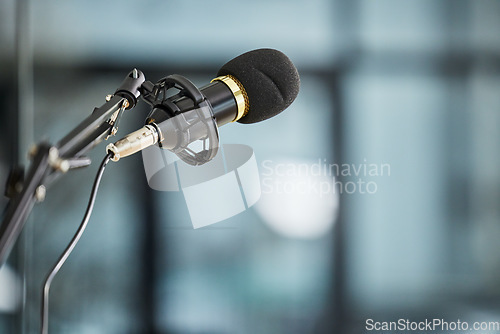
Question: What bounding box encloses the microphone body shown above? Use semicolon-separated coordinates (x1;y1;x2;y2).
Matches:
107;48;300;163
150;79;239;128
107;76;243;162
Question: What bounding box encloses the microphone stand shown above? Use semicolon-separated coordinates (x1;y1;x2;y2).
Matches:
0;69;145;266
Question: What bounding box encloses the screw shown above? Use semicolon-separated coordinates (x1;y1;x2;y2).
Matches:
58;160;70;173
35;185;46;202
48;147;59;161
28;145;38;159
47;147;70;173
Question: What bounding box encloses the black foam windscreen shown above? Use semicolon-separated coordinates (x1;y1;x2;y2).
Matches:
217;48;300;124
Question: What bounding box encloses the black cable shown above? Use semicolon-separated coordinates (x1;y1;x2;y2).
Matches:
40;152;113;334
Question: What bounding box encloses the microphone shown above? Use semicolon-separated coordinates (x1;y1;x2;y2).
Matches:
106;48;300;163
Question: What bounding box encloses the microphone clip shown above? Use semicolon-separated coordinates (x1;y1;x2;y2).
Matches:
140;75;220;166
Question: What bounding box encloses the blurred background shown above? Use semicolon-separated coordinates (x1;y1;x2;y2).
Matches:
0;0;499;333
